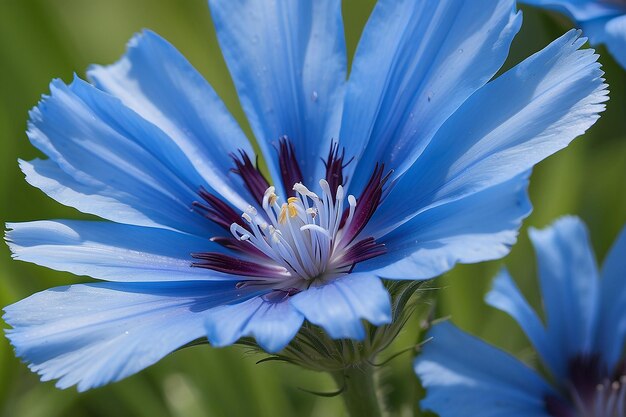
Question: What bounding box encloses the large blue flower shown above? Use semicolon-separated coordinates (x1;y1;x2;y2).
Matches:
4;0;608;391
522;0;626;69
415;216;626;417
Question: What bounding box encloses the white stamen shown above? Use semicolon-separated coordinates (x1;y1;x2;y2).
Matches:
300;224;331;238
337;195;357;245
229;183;362;281
346;195;357;225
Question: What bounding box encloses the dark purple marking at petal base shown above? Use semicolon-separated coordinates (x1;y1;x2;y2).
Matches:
323;141;353;199
341;164;393;244
545;395;576;417
193;187;245;231
339;237;386;270
277;136;303;195
209;236;265;258
230;150;270;206
191;252;287;278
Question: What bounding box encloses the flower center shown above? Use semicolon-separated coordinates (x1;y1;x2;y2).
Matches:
191;139;389;295
229;180;381;283
546;355;626;417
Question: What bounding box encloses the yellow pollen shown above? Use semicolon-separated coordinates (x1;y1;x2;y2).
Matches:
278;203;288;224
288;204;298;218
268;193;277;206
278;200;299;224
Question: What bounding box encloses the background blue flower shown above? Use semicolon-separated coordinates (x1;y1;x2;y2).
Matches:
415;216;626;417
2;0;610;392
522;0;626;69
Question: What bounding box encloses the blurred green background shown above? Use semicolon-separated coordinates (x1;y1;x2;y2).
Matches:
0;1;624;416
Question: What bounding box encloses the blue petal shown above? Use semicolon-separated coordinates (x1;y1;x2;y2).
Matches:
415;322;555;417
204;296;304;353
596;223;626;369
3;281;238;391
360;174;530;280
529;216;600;379
208;0;347;193
583;15;626;69
26;78;222;235
6;220;234;282
340;0;521;194
88;31;254;209
485;269;560;378
372;30;607;235
289;274;391;340
521;0;624;21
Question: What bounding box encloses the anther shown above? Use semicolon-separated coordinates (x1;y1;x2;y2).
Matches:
287;202;298;218
335;186;344;203
263;186;278;208
319;179;331;196
293;183;317;199
306;207;317;218
278;204;288;224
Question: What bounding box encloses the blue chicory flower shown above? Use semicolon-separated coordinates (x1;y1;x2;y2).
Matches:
522;0;626;69
415;216;626;417
4;0;608;391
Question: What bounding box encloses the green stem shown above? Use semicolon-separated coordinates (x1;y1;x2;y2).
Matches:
333;365;388;417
